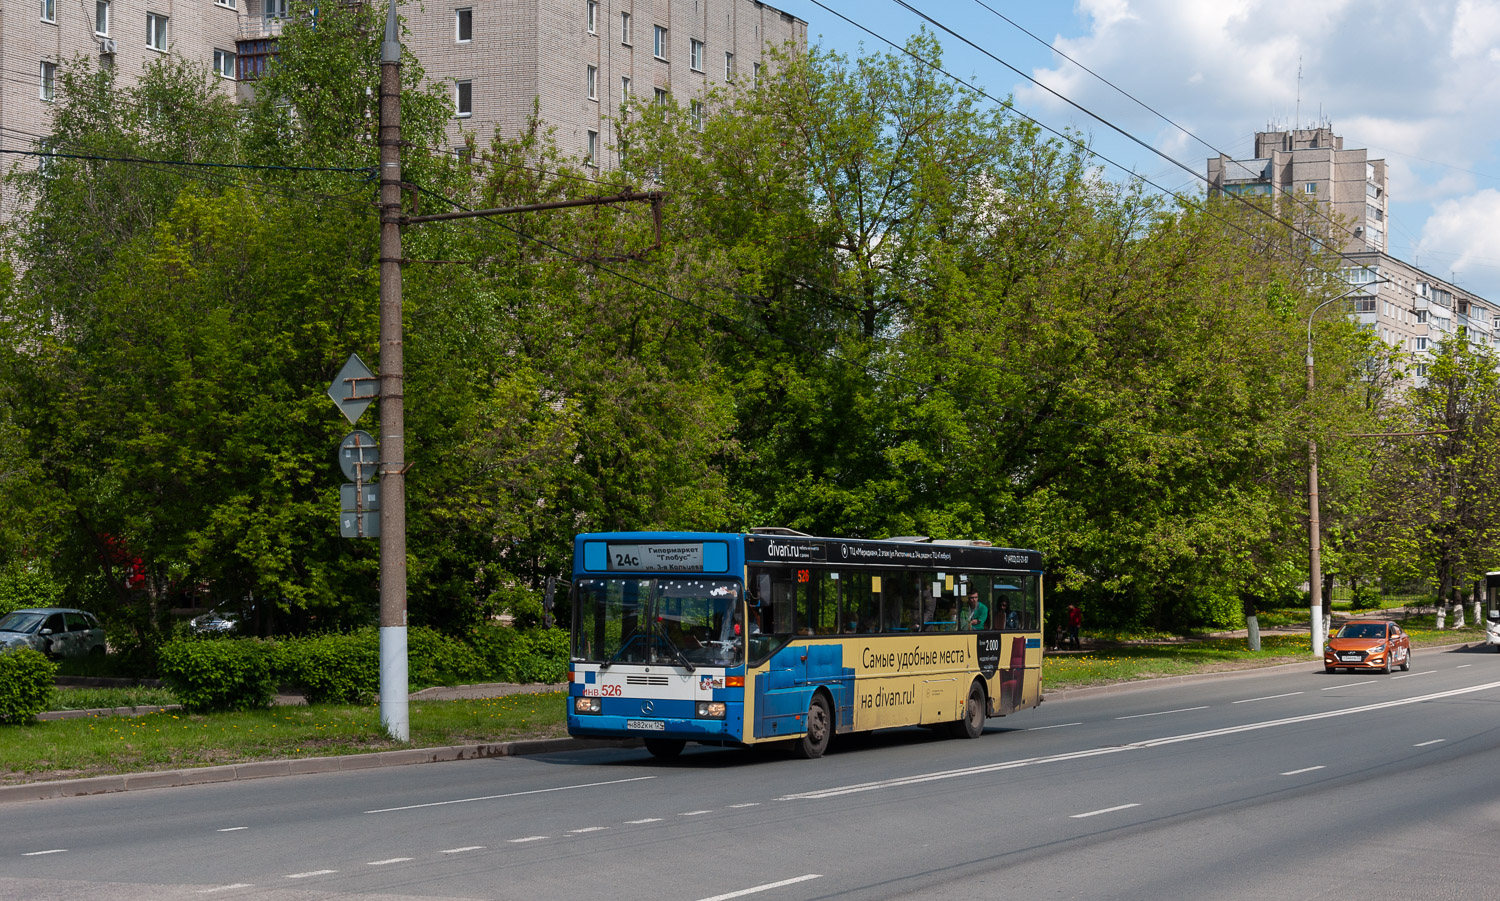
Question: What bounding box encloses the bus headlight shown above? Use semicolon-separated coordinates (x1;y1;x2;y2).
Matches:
574;697;602;715
696;701;726;719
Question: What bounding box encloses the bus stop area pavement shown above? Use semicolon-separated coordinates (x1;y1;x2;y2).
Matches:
6;643;1484;805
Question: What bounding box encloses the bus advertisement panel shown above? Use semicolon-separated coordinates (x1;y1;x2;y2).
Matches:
567;532;1043;759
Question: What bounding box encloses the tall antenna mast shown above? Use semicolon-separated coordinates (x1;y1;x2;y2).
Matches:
1295;56;1302;130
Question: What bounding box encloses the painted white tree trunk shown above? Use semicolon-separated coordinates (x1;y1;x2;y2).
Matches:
1437;605;1448;630
1472;600;1482;624
1245;615;1261;651
1455;602;1466;629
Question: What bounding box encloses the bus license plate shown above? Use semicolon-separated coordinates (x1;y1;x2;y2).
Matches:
626;719;664;731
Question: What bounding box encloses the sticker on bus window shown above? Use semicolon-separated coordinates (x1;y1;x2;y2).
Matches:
871;576;882;593
945;574;954;590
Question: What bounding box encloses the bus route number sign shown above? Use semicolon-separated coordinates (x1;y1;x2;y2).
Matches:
607;542;704;572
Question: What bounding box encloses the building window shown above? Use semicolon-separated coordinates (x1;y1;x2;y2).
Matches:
654;87;668;105
690;99;703;131
40;61;57;101
1415;337;1429;350
216;0;235;8
1303;182;1317;194
725;51;735;81
455;80;472;117
586;129;598;167
1354;297;1376;313
587;65;597;99
41;0;55;23
587;0;596;34
654;25;667;59
456;8;472;42
146;12;168;51
754;61;762;85
690;39;704;71
1416;310;1427;324
621;75;631;104
265;0;287;19
95;0;109;35
213;49;236;79
621;11;631;44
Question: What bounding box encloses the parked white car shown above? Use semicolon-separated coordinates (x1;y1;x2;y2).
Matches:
0;608;106;658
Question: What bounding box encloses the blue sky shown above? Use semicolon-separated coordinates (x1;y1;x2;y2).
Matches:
772;0;1500;301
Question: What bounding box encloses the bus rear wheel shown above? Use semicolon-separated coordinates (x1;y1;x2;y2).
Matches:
792;694;832;759
643;738;686;759
949;682;986;739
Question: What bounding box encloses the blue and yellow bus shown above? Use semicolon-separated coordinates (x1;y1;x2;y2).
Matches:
567;530;1044;758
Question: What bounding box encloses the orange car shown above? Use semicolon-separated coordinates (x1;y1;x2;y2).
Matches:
1324;619;1412;673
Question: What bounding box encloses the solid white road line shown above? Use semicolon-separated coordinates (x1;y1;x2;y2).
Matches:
694;874;823;901
1414;739;1446;747
22;850;66;856
626;818;663;824
1233;692;1304;704
1116;706;1208;720
1027;722;1083;730
196;884;253;893
1281;766;1326;776
508;836;548;843
1071;803;1140;819
1321;680;1377;690
216;827;248;833
778;679;1500;801
367;858;413;866
440;846;485;854
366;775;657;814
285;870;337;879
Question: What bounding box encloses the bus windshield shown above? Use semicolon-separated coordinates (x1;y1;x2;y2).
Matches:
573;577;743;668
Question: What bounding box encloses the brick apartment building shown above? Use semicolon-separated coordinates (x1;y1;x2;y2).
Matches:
2;0;805;215
1209;126;1496;381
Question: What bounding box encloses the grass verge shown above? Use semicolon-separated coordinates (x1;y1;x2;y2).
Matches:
1;692;567;785
50;686;178;710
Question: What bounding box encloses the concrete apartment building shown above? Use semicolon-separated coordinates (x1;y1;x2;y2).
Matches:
1209;126;1496;381
2;0;805;218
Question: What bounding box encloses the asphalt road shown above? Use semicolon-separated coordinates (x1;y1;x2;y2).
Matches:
7;645;1500;901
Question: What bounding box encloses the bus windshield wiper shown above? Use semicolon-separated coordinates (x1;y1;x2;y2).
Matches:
654;620;696;672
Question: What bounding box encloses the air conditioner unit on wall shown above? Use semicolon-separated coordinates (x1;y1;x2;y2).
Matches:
99;38;116;56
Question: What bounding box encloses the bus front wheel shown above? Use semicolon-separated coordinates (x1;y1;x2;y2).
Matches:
949;682;986;739
792;694;832;759
643;738;686;759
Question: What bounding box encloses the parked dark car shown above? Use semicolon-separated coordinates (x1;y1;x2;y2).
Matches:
0;607;107;658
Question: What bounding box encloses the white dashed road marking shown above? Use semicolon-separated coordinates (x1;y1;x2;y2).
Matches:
367;858;413;866
569;827;609;834
441;846;485;854
285;870;337;879
1415;739;1446;747
217;827;248;833
22;850;66;856
508;836;548;843
1116;706;1208;720
728;803;761;808
1322;680;1377;690
1281;766;1325;776
1071;803;1140;819
365;775;657;814
626;818;663;824
1233;692;1303;704
694;874;823;901
196;884;253;894
680;810;713;816
1027;722;1082;730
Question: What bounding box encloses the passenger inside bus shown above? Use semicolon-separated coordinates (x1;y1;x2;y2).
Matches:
964;591;989;630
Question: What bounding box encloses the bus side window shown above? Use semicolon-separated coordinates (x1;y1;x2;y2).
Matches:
841;572;876;634
796;571;839;635
770;579;795;636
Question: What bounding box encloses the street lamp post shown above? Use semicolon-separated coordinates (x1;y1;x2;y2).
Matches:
1305;277;1389;658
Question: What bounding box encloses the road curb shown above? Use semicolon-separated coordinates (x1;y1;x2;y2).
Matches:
0;736;639;805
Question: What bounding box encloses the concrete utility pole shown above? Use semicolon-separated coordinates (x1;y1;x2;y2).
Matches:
377;0;409;741
1306;278;1388;658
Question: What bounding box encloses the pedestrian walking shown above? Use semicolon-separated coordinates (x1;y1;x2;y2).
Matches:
1066;603;1082;650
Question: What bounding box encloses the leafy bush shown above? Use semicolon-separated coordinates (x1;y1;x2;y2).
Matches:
0;562;64;618
407;626;488;687
278;631;378;704
157;639;277;712
0;649;58;724
469;624;568;684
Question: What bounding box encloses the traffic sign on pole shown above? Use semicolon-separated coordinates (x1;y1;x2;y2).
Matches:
338;430;379;482
327;353;378;425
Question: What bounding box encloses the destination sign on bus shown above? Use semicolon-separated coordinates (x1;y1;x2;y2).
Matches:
606;542;704;572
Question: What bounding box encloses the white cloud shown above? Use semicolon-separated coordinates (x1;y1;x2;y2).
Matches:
1417;190;1500;293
